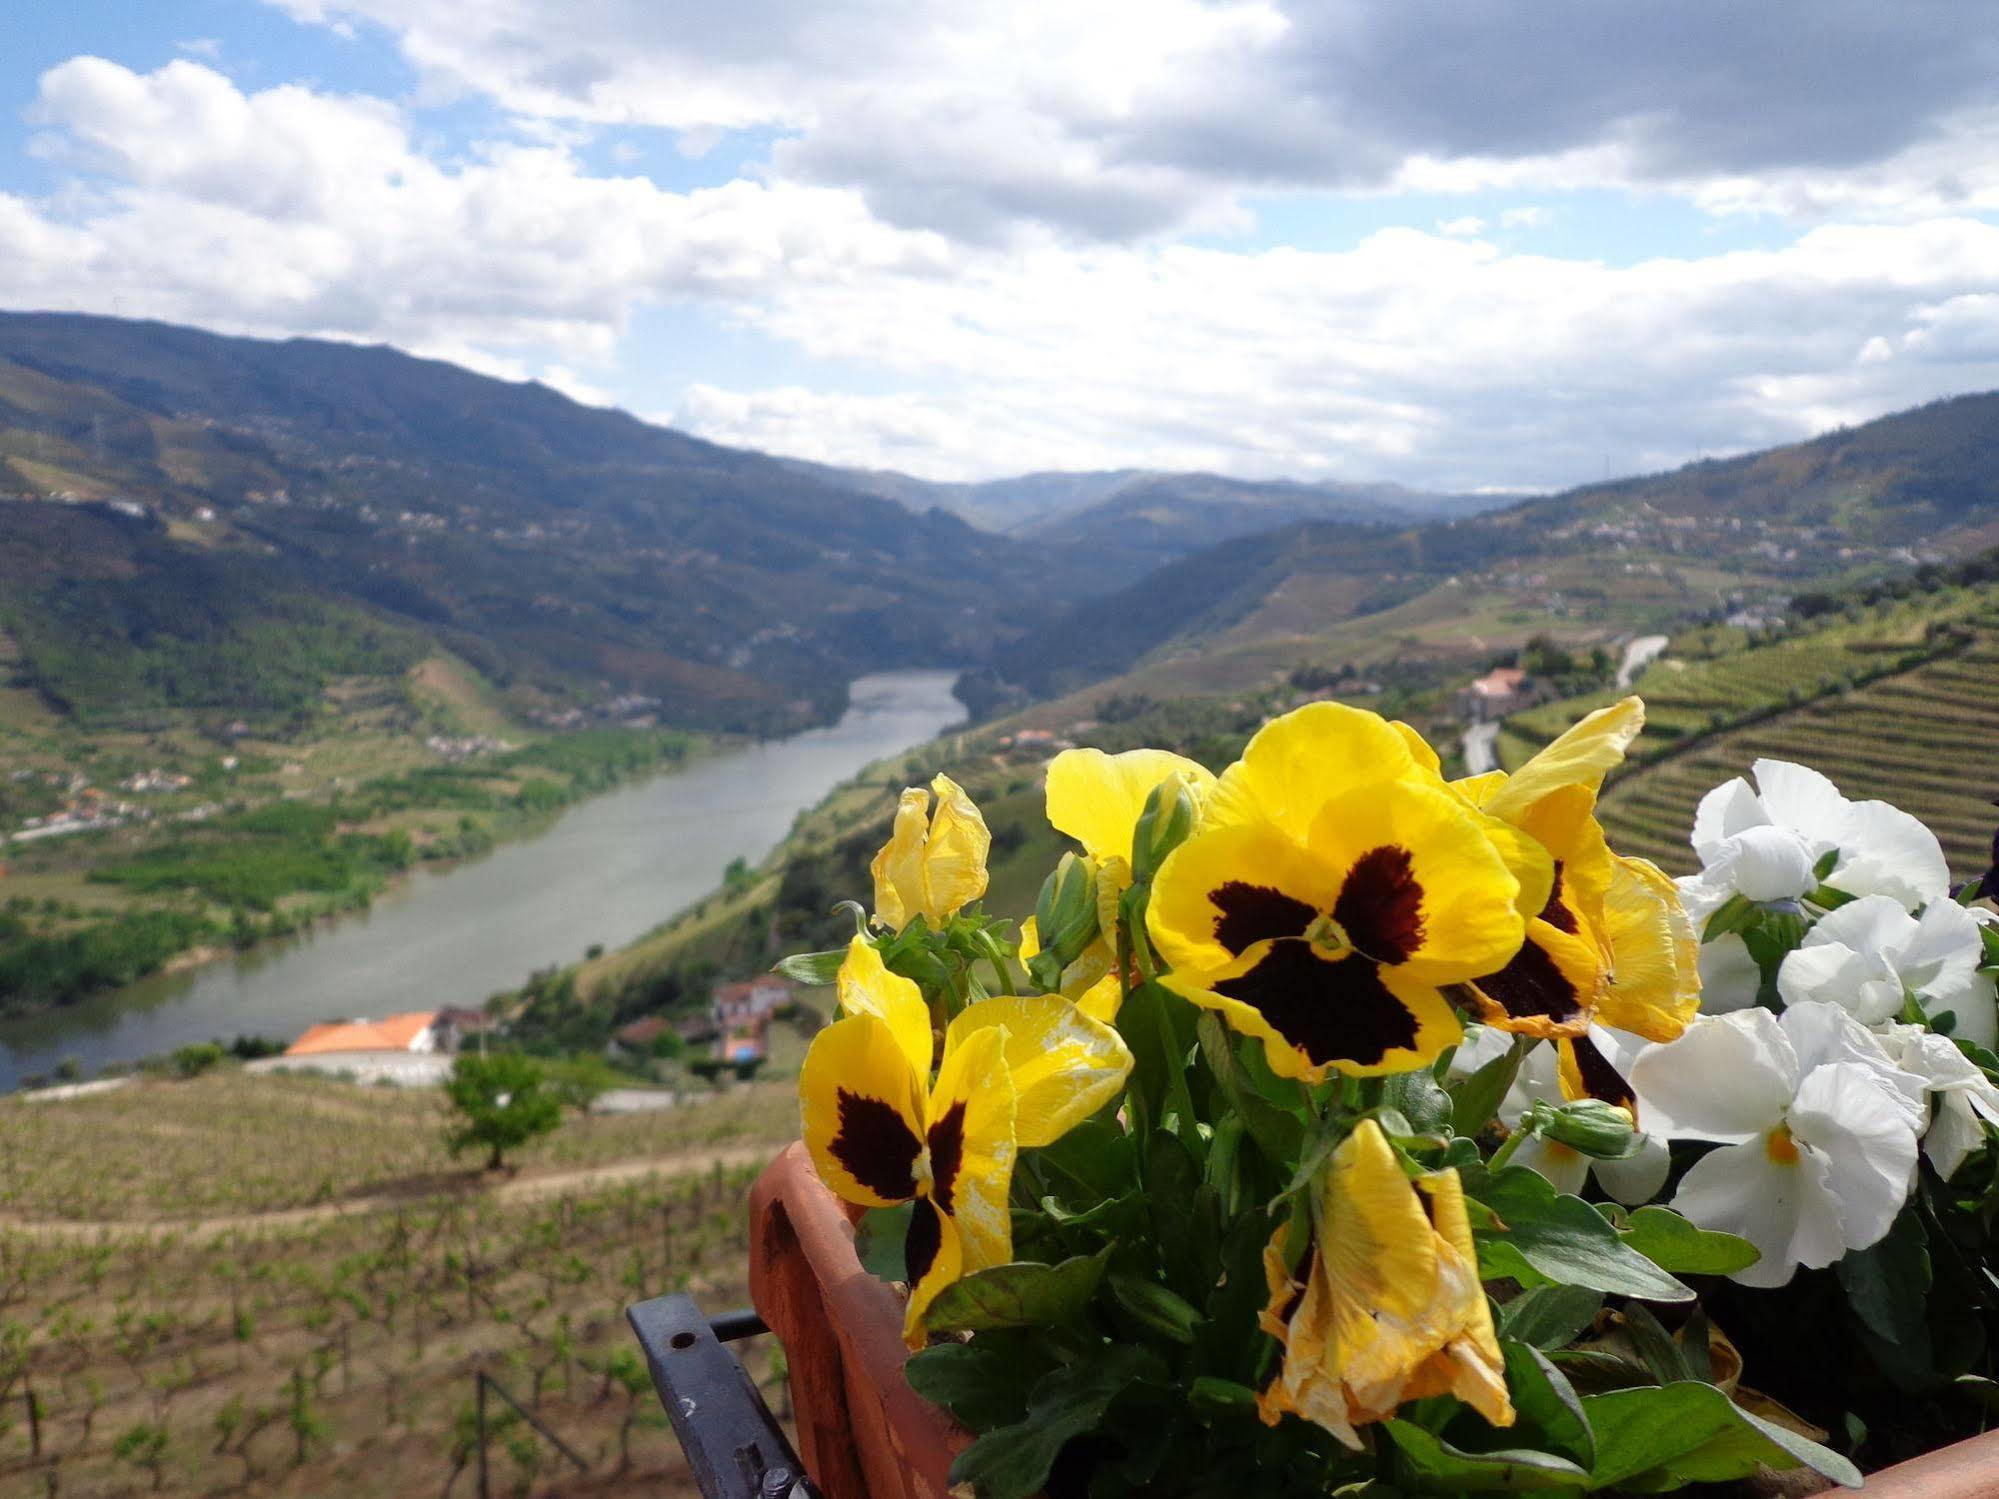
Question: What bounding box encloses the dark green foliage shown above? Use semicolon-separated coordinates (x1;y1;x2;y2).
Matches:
0;908;216;1013
442;1053;562;1171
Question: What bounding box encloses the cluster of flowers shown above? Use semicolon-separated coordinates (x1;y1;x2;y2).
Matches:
787;695;1999;1495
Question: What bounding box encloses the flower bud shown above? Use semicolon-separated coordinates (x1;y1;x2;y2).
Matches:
1027;851;1101;991
1527;1098;1639;1159
1130;773;1200;884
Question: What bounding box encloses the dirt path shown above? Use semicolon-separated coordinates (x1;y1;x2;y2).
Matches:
0;1141;781;1243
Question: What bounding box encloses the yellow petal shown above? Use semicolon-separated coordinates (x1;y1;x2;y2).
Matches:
925;1024;1016;1273
1074;972;1123;1024
835;934;933;1080
1205;702;1422;835
1410;1170;1514;1428
900;1197;965;1350
946;995;1132;1148
1045;747;1215;865
1148;819;1338;979
1484;696;1644;826
869;787;934;931
919;773;991;923
799;1014;927;1209
1556;1033;1639;1119
1302;781;1530;984
1257;1220;1365;1449
1321;1119;1438;1324
1596;855;1700;1042
1391;720;1444;779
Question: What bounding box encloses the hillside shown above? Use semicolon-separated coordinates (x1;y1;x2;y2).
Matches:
0;312;1078;732
991;391;1999;708
0;1070;800;1496
789;456;1489;561
1503;558;1999;875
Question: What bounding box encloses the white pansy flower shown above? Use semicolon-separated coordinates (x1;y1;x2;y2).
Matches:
1630;1002;1923;1288
1453;1026;1671;1206
1880;1023;1999;1179
1686;760;1949;914
1695;930;1763;1015
1776;894;1998;1049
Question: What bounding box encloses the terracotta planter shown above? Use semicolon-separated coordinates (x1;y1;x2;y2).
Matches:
747;1142;1999;1498
749;1142;965;1499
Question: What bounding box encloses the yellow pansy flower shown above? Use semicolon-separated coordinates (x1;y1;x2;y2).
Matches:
870;773;991;931
802;937;1131;1346
1449;699;1699;1115
1148;704;1530;1080
1258;1119;1512;1445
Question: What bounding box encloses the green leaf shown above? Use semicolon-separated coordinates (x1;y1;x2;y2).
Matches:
1449;1038;1524;1138
1618;1304;1694;1385
1836;1205;1934;1389
1580;1382;1861;1491
1465;1165;1692;1302
1108;1274;1204;1345
771;948;845;986
922;1252;1109;1334
1186;1376;1257;1419
949;1345;1158;1499
1384;1419;1591;1492
904;1337;1048;1430
1033;1118;1136;1203
1383;1067;1454;1137
1497;1285;1604;1351
1196;1013;1305;1165
854;1203;911;1283
1612;1206;1760;1277
1502;1342;1596;1468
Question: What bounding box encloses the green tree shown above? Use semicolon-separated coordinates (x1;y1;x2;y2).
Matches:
444;1053;562;1171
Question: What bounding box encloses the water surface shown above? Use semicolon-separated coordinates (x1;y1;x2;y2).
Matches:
0;670;965;1090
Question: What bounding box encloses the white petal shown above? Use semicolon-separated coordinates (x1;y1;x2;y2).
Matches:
1672;1139;1844;1288
1698;932;1764;1014
1677;873;1738;931
1708;826;1819;903
1593;1133;1672;1206
1513;1134;1591;1196
1802;893;1919;957
1776;942;1901;1025
1628;1009;1796;1143
1788;1063;1920;1253
1830;800;1951;910
1750;760;1851;843
1922;972;1999;1053
1924;1093;1987;1180
1501;1042;1562;1127
1448;1023;1512;1079
1692;777;1769;863
1780;1003;1926;1126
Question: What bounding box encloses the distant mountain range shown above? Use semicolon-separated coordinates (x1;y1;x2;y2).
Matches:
3;310;1997;733
785;455;1496;552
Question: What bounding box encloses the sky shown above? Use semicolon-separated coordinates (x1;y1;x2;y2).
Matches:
3;2;1998;492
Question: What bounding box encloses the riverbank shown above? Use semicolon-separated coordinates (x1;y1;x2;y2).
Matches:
0;670;969;1088
0;723;711;1027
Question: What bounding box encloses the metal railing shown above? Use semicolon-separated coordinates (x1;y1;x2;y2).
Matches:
626;1294;822;1499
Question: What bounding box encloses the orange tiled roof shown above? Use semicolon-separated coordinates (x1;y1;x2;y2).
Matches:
285;1011;435;1056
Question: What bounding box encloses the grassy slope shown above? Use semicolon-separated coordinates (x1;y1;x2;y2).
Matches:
1503;582;1999;874
0;1071;800;1497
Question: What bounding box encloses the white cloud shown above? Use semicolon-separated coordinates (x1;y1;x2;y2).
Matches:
1437;216;1486;238
6;49;1999;492
1500;205;1549;229
264;0;1999;241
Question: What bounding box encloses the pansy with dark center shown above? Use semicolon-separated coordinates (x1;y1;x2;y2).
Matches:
1148;707;1535;1082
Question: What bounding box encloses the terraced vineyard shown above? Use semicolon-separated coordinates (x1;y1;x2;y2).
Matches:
1504;585;1999;876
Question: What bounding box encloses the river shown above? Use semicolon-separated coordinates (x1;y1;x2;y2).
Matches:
0;670;966;1091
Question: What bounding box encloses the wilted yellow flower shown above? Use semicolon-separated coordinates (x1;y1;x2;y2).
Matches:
1258;1119;1513;1445
802;937;1130;1346
870;773;991;931
1450;699;1699;1114
1148;704;1535;1080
